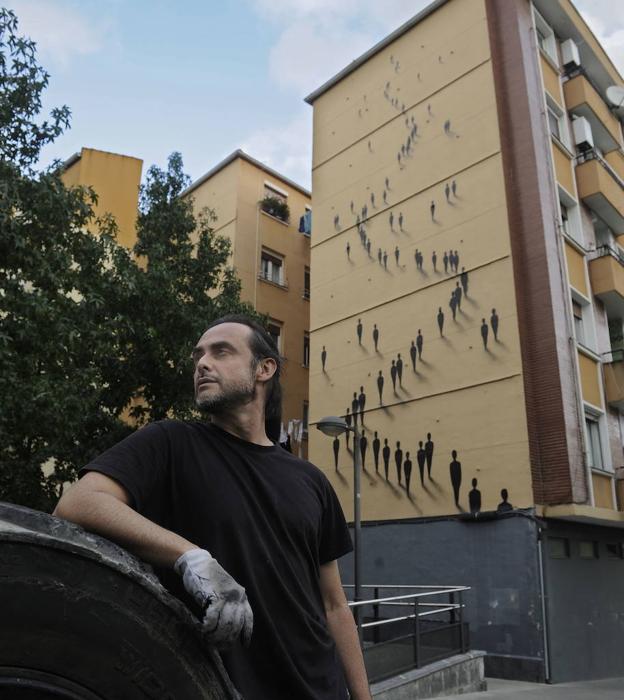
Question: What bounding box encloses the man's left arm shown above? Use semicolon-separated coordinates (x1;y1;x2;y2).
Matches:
320;560;372;700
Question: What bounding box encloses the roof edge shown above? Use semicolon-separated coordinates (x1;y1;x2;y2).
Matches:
181;149;311;199
304;0;449;104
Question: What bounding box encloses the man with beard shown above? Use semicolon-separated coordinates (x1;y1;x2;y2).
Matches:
53;315;371;700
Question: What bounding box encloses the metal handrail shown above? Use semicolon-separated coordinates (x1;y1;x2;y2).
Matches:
343;583;469;590
346;586;470;608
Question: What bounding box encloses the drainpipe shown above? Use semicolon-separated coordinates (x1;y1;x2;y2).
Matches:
536;527;551;683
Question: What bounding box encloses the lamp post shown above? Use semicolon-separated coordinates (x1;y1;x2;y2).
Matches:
316;415;362;640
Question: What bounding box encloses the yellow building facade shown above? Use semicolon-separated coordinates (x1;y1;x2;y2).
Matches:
182;151;311;454
306;0;624;683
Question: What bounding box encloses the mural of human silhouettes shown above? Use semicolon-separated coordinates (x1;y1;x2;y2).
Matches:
382;438;391;480
373;431;381;473
395;441;403;485
481;319;489;350
432;251;437;272
370;191;375;207
430;200;436;221
449;450;462;508
346;242;351;259
491;308;499;341
417;441;426;485
351;392;359;425
321;346;327;372
460;267;468;296
368;140;373;153
390;360;397;393
373;324;380;351
497;489;513;512
452;179;457;197
377;370;384;405
437;307;445;336
360;429;368;470
410;340;417;372
356;318;363;345
366;239;371;256
358;386;366;424
443;251;449;273
443;119;451;134
416;329;423;359
404;452;413;495
398;212;404;231
333;436;340;471
425;433;434;478
350;200;354;214
454;250;460;272
445;182;450;202
345;408;352;448
454;282;462;310
378;248;382;265
396;353;403;386
383;190;388;205
449;291;457;321
334;214;340;229
385;176;390;190
383;251;388;269
389;211;394;231
394;246;400;266
469;478;481;514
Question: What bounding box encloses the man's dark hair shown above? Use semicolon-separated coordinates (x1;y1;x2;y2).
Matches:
203;314;283;422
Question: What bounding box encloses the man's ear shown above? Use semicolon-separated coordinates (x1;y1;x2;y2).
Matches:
255;357;277;383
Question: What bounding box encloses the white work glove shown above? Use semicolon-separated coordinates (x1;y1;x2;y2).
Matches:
174;548;253;648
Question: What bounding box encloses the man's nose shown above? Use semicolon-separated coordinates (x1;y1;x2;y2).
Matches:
196;353;212;372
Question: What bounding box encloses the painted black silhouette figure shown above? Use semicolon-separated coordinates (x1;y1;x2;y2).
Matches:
333;437;340;470
450;449;462;508
345;408;352;448
454;250;460;272
373;431;381;473
481;319;489;349
385;177;390;190
469;478;481;514
455;282;462;310
410;341;417;372
404;452;413;495
416;329;423;359
398;212;404;231
395;441;403;484
432;251;437;271
443;119;451;134
373;324;379;351
449;292;457;321
452;180;457;197
360;431;368;470
445;182;450;202
394;246;400;266
363;204;368;219
491;308;499;341
389;211;394;231
346;242;351;258
357;318;363;345
370;192;375;207
417;441;426;485
358;386;366;424
350;201;354;213
497;489;513;512
383;251;388;269
417;250;423;270
430;200;436;221
396;353;403;386
390;360;397;392
321;346;327;372
352;392;359;425
366;239;371;256
377;370;384;405
382;439;391;480
401;144;405;157
425;433;434;478
460;267;468;296
443;251;449;273
334;214;340;229
378;248;382;265
397;152;402;168
383;190;388;205
437;307;445;336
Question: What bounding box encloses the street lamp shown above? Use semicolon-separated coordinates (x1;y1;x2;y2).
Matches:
316;415;362;639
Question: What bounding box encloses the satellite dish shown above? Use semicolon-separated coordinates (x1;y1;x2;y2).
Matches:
606;85;624;108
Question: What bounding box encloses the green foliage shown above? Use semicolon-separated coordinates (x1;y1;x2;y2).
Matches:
0;9;253;511
260;195;290;223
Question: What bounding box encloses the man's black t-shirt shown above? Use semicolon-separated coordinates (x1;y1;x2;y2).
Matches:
80;420;353;700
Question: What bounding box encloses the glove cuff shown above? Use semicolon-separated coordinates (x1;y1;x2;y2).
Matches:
173;548;213;575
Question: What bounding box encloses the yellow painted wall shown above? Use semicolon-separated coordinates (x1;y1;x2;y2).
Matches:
309;0;532;520
62;148;142;249
551;141;575;196
564;242;587;295
592;472;614;510
578;352;602;408
540;53;563;107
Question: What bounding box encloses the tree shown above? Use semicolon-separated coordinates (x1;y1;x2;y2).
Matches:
0;9;253;510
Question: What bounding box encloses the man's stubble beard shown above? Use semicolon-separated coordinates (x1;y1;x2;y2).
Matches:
195;366;258;416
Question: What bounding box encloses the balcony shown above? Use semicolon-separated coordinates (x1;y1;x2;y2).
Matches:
602;349;624;411
576;151;624;234
588;246;624;316
564;72;621;153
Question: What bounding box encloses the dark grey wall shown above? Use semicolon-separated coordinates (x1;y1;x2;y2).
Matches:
339;513;547;681
542;520;624;683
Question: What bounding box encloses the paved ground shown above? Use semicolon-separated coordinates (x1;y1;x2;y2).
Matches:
435;677;624;700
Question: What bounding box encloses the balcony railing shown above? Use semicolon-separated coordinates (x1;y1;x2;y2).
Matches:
576;150;624;190
602;349;624;411
576;150;624;234
588;246;624;315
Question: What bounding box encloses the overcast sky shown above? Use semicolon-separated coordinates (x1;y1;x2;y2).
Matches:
7;0;624;190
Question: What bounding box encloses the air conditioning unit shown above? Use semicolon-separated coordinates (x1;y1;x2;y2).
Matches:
573;116;594;151
561;39;581;70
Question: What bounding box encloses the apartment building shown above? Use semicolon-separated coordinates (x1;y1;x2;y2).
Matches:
305;0;624;682
182;151;312;455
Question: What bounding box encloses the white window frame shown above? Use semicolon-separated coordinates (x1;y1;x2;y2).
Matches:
571;290;596;353
546;96;570;150
303;332;310;367
534;8;558;66
584;405;612;473
260;249;284;286
558;187;583;245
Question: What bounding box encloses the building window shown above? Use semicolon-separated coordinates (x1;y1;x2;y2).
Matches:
303;267;310;300
585;415;604;470
534;9;558;65
302;401;309;438
303;333;310;367
261;184;290;223
572;299;585;345
260;250;284;286
548;537;570;559
606;543;623;559
267;321;282;353
579;541;598;559
559;192;582;244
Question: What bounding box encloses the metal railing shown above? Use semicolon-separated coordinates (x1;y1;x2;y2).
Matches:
592;244;624;266
344;584;471;683
576;149;624;190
